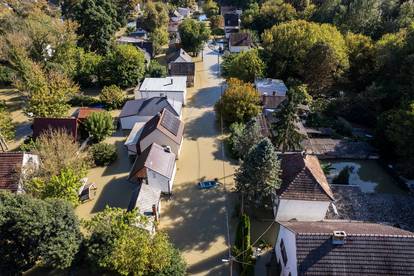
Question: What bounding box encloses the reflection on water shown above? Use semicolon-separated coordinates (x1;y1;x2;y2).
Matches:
324;160;404;194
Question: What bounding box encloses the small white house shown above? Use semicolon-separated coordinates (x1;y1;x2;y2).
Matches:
128;143;177;194
273;153;334;221
136;109;184;158
228;32;252;53
0;152;40;193
275;221;414;276
119;97;181;130
136;76;187;106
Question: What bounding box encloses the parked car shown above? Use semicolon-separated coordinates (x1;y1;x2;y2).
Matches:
198;180;218;189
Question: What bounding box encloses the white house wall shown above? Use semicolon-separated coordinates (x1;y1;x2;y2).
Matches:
147;168;171;193
20;154;40;194
275;225;297;276
136;90;186;105
140;130;180;158
276;199;330;221
120;115;152;130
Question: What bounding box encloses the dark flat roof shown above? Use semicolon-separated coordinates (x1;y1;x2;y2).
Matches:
119;97;179;118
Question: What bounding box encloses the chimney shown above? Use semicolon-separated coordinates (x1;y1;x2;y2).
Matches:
152;204;158;222
332;231;347;245
164;145;171;153
170;78;173;85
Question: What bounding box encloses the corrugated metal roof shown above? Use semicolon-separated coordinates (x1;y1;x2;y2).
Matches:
139;76;187;92
129;184;161;215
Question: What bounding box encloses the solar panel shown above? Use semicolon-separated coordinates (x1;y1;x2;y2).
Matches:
160;110;180;136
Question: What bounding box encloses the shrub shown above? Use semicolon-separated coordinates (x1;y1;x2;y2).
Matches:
332;166;350;184
99;85;126;110
84;111;114;143
69;94;101;107
146;60;167;78
90;143;117;166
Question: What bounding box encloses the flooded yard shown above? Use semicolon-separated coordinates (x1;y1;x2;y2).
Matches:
324;159;404;194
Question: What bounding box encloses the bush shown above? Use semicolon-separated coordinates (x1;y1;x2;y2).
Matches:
332;166;350;184
99;85;126;110
84;111;114;143
0;65;15;85
146;60;167;78
90;143;117;166
69;94;101;107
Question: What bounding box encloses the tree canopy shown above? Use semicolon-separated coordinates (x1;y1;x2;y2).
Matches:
221;49;265;83
214;78;261;126
179;19;211;55
0;192;82;274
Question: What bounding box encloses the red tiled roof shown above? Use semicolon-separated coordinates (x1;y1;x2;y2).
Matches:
33;118;78;140
0;152;24;192
277;153;334;201
280;221;414;276
76;107;104;120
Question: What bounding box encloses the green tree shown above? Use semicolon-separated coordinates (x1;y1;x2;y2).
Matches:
235;138;281;207
138;1;169;33
344;32;376;90
84;111;114;142
146;60;167;78
397;1;414;29
203;0;219;17
0;104;15;142
214;78;261;126
70;0;120;54
99;44;146;88
229;119;263;160
179;19;211;55
0;192;82;274
6;47;78;117
232;214;253;275
210;14;224;30
262;20;348;82
99;85;126;109
272;84;307;152
42;167;84;206
150;27;169;55
90;142;118;166
84;207;186;275
221;49;265;83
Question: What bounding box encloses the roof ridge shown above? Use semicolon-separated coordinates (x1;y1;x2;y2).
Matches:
297;232;414;238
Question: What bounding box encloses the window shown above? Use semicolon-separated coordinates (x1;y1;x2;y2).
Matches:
280;239;288;266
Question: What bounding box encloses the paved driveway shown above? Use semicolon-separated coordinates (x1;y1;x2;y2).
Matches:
159;45;238;275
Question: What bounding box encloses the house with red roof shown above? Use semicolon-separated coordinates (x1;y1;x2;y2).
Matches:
0;152;39;193
273;153;334;221
32;117;78;140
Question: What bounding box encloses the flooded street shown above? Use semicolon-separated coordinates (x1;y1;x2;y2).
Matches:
159;45;238;276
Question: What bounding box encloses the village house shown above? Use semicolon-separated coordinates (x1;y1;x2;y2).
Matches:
128;184;162;234
0;152;39;193
224;12;240;38
134;109;184;158
228;32;252;53
275;220;414;276
167;48;195;87
128;28;148;40
273;153;334;221
128;143;176;194
32;117;78;140
136;76;187;106
119;97;181;130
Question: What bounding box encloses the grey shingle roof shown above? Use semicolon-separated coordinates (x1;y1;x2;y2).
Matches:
119;97;179;118
128;184;161;215
280;221;414;276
